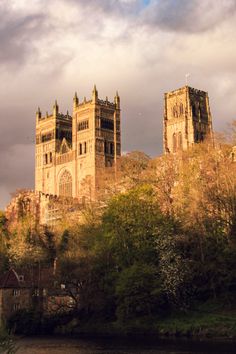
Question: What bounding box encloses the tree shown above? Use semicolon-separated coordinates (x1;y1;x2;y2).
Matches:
115;263;166;321
102;185;175;269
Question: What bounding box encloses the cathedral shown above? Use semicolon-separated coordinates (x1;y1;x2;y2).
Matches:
35;86;121;201
6;84;213;225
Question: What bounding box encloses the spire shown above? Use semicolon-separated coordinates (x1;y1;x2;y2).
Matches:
114;90;120;109
73;91;79;109
92;84;98;103
36;107;41;121
53;100;59;117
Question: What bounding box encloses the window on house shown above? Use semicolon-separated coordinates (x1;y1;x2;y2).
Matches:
79;143;83;155
33;289;40;297
13;303;20;311
84;142;87;154
13;289;20;296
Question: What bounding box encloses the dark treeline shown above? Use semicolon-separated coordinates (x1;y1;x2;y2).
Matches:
1;140;236;336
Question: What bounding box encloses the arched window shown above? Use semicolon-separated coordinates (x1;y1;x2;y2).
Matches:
178;132;182;149
179;103;184;116
59;170;72;197
172;133;177;153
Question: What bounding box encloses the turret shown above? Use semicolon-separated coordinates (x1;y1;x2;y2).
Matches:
73;92;79;109
36;107;41;122
53;100;59;117
92;85;98;103
114;91;120;109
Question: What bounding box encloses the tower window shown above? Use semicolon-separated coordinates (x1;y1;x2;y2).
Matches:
78;120;89;131
84;142;87;154
101;119;114;131
50;152;53;163
110;142;114;155
104;141;109;154
44;154;48;165
42;132;53;143
79;143;83;155
178;132;182;149
172;133;177;153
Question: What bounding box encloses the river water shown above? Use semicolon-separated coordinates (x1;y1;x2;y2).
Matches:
16;336;236;354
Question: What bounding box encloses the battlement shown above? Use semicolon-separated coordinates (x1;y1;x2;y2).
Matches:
73;86;120;111
98;98;116;108
36;100;72;125
165;85;208;98
38;113;72;122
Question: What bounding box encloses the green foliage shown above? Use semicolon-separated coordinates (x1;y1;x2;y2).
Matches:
103;185;175;268
4;143;236;336
115;262;167;321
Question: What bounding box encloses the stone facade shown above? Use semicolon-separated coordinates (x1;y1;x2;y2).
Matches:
5;190;83;226
163;86;213;154
35;86;121;201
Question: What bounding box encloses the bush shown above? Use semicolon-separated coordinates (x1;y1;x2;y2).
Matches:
8;309;41;335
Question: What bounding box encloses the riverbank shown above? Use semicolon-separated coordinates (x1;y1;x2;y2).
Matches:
58;301;236;340
14;335;236;354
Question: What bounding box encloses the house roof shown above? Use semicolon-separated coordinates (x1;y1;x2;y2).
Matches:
0;267;55;289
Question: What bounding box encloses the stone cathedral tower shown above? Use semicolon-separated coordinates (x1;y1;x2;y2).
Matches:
163;86;213;154
35;86;121;200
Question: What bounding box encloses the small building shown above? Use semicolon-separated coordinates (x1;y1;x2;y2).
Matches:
0;269;32;325
0;268;74;325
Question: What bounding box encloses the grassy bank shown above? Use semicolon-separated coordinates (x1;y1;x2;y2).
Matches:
67;301;236;339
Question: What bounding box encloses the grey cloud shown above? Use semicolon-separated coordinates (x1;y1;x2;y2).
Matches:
61;0;236;35
0;143;34;209
141;0;236;33
0;2;47;67
67;0;143;15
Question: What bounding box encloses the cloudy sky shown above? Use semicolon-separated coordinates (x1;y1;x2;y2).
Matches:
1;0;236;209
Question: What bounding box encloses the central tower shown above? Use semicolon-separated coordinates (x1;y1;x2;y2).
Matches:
163;86;213;154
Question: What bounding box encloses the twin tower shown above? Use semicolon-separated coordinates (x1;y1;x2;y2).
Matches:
35;85;213;200
35;86;121;200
